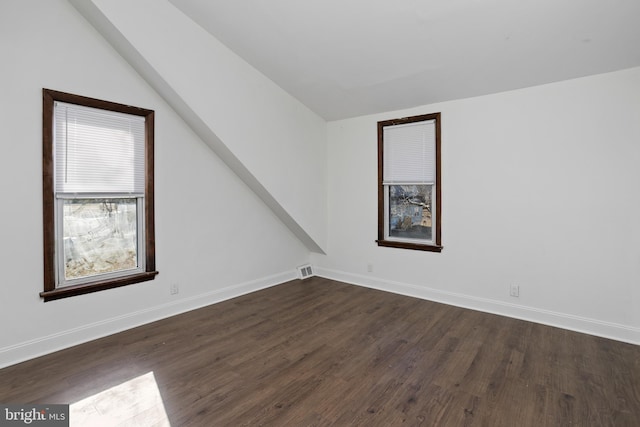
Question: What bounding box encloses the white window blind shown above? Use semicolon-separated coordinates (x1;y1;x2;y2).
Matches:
54;101;145;194
383;120;436;184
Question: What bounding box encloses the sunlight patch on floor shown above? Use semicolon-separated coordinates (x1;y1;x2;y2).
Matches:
70;371;170;426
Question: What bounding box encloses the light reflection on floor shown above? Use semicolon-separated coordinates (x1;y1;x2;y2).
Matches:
70;371;170;426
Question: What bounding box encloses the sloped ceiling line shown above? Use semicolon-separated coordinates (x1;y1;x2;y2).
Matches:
68;0;327;254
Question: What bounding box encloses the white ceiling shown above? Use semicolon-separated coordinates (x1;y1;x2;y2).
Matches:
169;0;640;121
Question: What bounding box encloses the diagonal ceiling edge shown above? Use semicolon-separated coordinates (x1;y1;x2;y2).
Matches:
67;0;327;254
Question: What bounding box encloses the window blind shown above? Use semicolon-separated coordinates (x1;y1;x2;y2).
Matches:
383;120;436;184
54;101;145;194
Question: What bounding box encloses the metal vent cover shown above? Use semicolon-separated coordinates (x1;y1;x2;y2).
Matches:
297;264;314;279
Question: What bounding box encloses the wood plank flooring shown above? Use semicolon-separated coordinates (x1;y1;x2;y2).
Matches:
1;277;639;426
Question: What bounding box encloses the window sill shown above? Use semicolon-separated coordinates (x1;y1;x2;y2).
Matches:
376;240;443;252
40;271;159;302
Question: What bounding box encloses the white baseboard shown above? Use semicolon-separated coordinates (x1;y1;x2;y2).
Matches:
316;267;640;346
0;271;297;369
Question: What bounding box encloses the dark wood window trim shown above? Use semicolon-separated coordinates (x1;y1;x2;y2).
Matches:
41;89;158;302
377;112;442;252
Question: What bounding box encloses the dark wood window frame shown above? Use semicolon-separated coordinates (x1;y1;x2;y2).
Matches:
42;89;158;302
377;112;442;252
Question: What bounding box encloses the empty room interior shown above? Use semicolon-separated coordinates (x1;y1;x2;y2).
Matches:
1;0;639;425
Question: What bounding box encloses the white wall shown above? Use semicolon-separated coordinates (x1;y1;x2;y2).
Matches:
314;67;640;344
69;0;328;253
0;0;310;368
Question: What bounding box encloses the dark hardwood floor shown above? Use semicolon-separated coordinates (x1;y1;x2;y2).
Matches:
1;277;639;426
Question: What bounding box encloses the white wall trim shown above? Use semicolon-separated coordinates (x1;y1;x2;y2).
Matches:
4;266;636;369
0;271;297;369
316;267;640;346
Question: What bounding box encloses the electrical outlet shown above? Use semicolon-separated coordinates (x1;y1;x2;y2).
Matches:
510;284;520;297
170;283;179;295
367;263;373;273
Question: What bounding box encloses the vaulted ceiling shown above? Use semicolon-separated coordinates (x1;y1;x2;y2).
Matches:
169;0;640;120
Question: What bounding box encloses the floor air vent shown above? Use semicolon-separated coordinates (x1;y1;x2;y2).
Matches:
297;264;314;280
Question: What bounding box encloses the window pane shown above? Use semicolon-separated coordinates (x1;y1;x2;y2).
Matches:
63;198;138;281
388;185;433;241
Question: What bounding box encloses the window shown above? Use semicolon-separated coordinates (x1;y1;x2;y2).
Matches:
42;89;157;301
377;113;442;252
